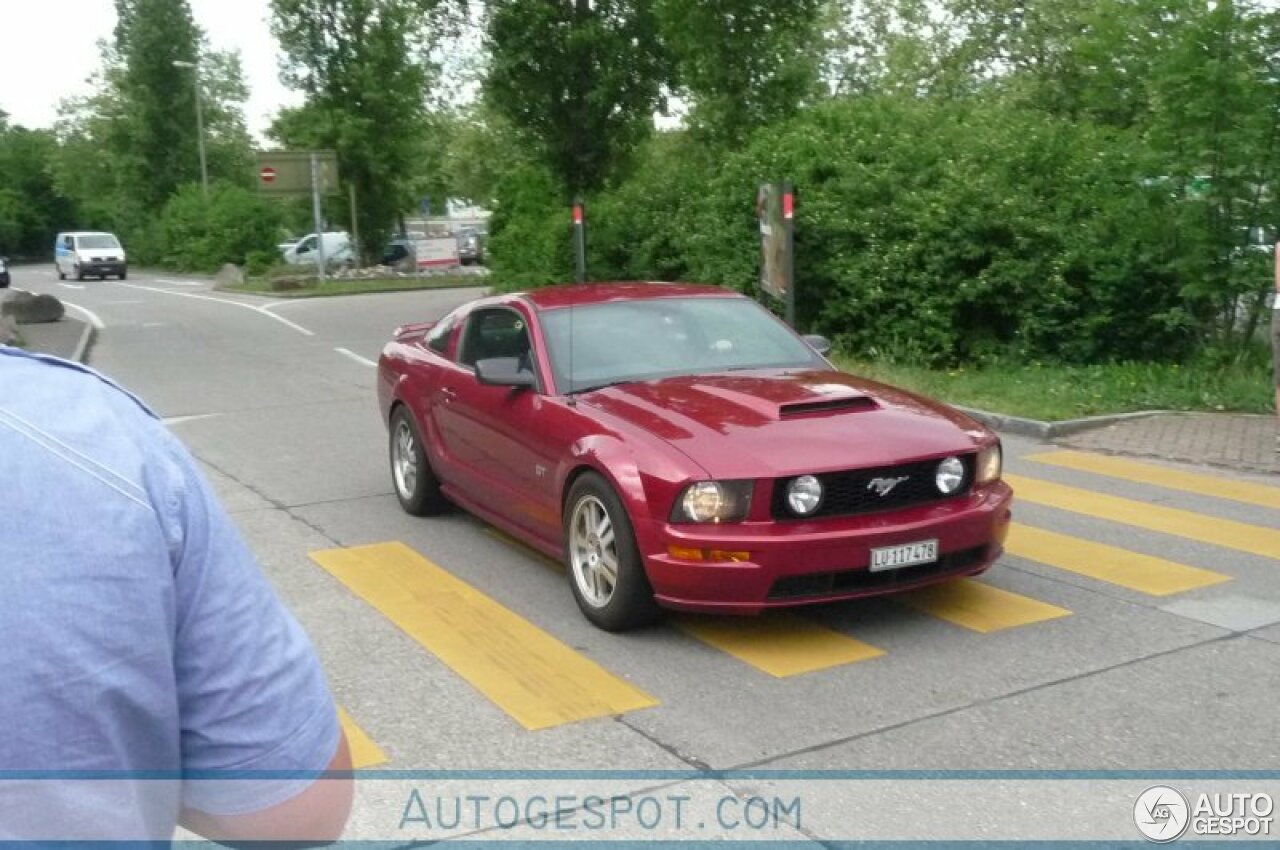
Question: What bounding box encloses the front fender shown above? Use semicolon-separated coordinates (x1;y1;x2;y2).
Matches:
556;433;708;556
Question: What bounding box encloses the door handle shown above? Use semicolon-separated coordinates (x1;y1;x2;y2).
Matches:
440;387;456;403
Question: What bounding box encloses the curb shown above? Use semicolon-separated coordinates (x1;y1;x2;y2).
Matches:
69;318;95;364
951;405;1168;440
215;281;490;300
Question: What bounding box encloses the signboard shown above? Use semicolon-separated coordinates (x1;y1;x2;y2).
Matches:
254;150;340;195
757;182;795;323
414;236;461;270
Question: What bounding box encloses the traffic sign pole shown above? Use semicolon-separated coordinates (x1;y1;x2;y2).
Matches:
310;152;326;283
573;199;586;284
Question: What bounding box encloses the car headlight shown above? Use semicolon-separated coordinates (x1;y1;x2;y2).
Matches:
975;443;1002;485
935;456;966;495
786;475;824;516
673;480;753;523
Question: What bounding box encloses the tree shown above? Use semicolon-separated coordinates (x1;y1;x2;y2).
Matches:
114;0;205;207
485;0;667;199
270;0;443;259
0;123;77;257
654;0;825;146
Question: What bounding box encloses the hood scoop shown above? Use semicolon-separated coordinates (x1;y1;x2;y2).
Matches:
779;396;878;418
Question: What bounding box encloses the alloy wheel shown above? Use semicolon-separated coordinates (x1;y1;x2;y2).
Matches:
569;495;618;607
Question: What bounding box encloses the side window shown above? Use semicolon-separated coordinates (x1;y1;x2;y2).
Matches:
458;308;532;369
425;316;455;356
296;236;314;254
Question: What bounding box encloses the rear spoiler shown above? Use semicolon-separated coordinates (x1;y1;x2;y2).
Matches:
392;320;436;339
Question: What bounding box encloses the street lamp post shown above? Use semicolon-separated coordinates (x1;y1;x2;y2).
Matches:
172;60;209;198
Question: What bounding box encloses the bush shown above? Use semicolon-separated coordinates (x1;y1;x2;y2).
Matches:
489;96;1216;366
153;182;286;272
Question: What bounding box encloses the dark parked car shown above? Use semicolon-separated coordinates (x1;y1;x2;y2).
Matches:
377;283;1011;631
382;238;413;267
457;228;484;265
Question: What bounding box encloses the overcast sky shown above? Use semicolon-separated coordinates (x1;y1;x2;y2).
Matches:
0;0;298;138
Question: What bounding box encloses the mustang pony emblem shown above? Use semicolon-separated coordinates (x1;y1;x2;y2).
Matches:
867;476;910;497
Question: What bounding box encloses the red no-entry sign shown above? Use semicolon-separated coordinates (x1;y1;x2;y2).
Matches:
260;166;277;184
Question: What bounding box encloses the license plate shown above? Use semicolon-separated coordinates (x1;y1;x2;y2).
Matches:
869;539;938;572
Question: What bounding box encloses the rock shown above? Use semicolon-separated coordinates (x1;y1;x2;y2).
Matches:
1;290;65;324
0;314;20;346
215;263;245;287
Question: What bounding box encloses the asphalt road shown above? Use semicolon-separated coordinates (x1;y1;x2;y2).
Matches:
11;264;1280;843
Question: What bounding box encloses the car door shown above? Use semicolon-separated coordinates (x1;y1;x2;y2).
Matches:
436;306;560;540
56;235;73;275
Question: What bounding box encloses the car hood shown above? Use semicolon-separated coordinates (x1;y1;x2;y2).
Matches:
580;369;990;478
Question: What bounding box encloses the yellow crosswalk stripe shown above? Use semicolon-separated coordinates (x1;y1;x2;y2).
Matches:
674;614;885;677
1006;524;1230;596
311;542;658;731
1027;450;1280;511
1006;474;1280;560
896;579;1071;633
484;528;884;676
338;707;388;769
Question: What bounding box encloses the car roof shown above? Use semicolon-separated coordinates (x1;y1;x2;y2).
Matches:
515;282;739;311
59;231;118;238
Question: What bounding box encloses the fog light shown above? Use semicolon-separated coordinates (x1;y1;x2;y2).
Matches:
936;456;965;494
787;475;823;515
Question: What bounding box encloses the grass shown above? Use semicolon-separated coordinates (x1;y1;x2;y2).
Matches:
220;274;488;298
832;355;1275;421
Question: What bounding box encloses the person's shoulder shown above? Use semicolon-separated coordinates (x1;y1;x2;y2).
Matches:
0;346;158;421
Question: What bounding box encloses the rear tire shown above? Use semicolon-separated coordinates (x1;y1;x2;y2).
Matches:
564;472;662;632
389;406;448;516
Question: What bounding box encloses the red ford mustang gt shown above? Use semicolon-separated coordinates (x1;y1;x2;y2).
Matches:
378;283;1012;631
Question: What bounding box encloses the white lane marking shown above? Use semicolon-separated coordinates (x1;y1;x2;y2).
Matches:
155;278;205;287
58;282;85;290
335;347;378;368
142;322;167;328
104;300;144;305
111;282;314;336
61;301;106;330
162;413;223;427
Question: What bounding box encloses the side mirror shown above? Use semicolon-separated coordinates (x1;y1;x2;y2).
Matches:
802;334;832;356
475;357;536;389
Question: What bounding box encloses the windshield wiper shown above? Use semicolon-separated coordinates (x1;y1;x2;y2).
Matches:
568;379;639;396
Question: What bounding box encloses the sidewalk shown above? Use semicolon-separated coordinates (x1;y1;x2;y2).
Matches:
1058;412;1278;476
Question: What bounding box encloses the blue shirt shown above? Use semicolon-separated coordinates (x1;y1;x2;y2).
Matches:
0;347;340;841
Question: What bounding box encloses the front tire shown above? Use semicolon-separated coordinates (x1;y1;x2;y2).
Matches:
57;267;66;281
75;265;84;282
389;406;448;516
564;472;662;632
119;269;128;280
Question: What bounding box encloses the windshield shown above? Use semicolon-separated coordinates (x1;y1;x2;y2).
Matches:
540;296;824;394
78;235;121;251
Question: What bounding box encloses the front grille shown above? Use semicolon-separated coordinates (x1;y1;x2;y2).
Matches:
766;545;988;600
771;455;975;520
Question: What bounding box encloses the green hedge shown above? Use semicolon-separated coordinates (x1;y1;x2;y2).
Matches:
489;97;1217;366
148;182;286;272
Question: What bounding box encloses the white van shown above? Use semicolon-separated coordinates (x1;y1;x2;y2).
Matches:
55;231;128;281
282;232;354;267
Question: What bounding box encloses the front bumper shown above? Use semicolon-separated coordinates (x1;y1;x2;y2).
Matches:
79;262;126;277
640;481;1013;614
